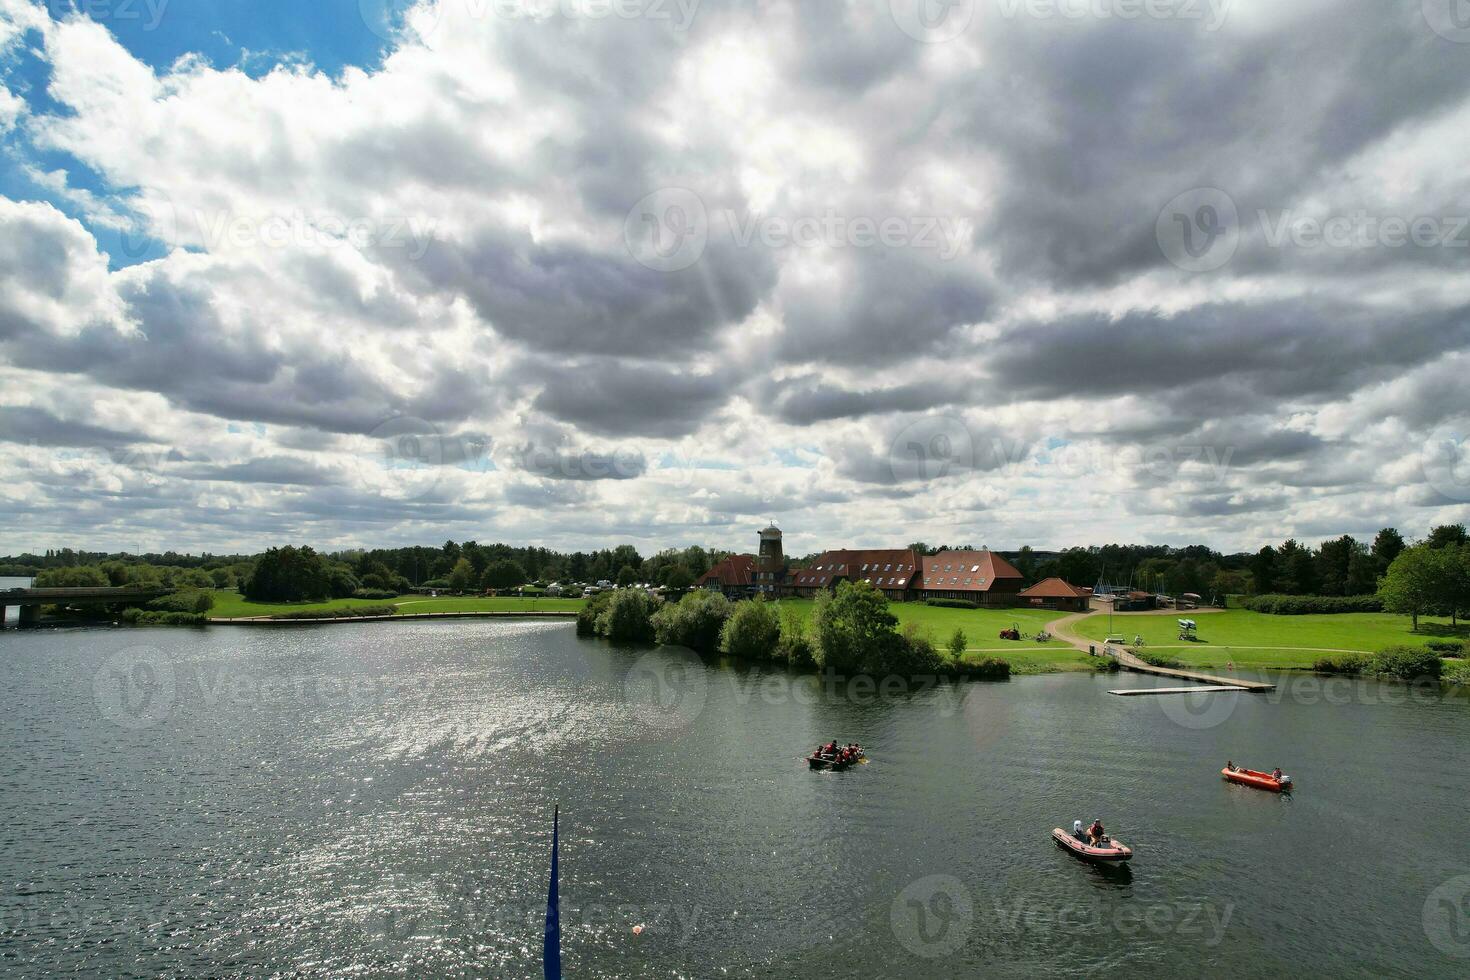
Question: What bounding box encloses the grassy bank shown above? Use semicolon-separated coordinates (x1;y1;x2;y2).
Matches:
770;599;1097;673
207;591;584;619
1072;609;1469;669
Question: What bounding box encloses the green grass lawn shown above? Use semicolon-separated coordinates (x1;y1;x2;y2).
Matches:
767;599;1095;672
207;591;584;618
1071;608;1469;669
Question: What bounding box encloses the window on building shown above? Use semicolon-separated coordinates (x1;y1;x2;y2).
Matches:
884;564;891;571
971;565;980;572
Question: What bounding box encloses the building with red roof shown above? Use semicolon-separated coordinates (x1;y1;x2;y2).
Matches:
1016;577;1092;612
917;550;1025;605
697;554;756;596
785;549;920;601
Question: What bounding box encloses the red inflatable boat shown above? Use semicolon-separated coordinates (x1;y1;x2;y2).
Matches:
1052;827;1133;863
1221;767;1292;792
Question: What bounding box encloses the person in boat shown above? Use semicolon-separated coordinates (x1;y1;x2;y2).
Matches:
1087;819;1105;845
1073;819;1085;840
1226;760;1236;772
1271;768;1283;780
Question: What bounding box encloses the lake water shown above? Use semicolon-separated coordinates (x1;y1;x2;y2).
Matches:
1;619;1467;977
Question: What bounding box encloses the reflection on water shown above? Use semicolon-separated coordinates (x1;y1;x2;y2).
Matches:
0;619;1467;977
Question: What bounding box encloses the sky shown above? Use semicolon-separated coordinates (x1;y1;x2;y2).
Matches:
1;0;1469;559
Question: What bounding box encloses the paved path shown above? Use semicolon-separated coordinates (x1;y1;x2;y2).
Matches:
1044;607;1275;692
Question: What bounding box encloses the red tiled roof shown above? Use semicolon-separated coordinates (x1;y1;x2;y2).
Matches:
1018;577;1091;599
699;554;755;587
789;549;919;590
919;551;1023;593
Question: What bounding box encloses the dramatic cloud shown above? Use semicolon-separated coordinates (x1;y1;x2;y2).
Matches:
0;0;1466;555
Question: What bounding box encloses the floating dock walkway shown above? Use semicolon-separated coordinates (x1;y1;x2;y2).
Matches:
1109;685;1247;697
1110;649;1275;692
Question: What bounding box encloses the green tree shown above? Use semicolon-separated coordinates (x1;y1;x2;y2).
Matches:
243;546;331;603
1427;524;1469;550
812;580;899;672
1345;550;1379;596
1316;536;1357;596
616;565;638;588
1371;527;1405;575
652;589;731;653
665;564;695;591
595;588;661;643
720;596;781;661
1379;546;1440;631
948;628;968;658
448;557;476;593
34;565;110;588
1249;546;1277;594
481;559;527;591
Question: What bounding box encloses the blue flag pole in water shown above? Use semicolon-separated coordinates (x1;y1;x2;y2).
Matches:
544;805;561;979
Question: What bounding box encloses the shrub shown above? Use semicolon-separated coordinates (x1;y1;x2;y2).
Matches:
926;598;979;609
1425;639;1466;657
121;608;207;625
1444;659;1470;685
775;604;815;667
1371;646;1442;680
812;581;899;673
947;628;968;658
1236;594;1383;615
269;605;396;620
595;588;662;643
720;596;781;661
1312;653;1371;675
1137;650;1184;669
146;590;215;614
35;565;111;588
955;657;1011;680
653;589;732;653
352;588;399;600
576;592;611;636
885;623;942;674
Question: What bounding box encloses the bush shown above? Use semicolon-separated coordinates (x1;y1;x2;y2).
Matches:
576;591;611;636
775;604;815;667
720;596;781;661
595;589;662;643
955;656;1011;680
121;608;207;625
1425;639;1466;657
926;598;979;609
269;605;396;620
889;624;945;674
352;588;399;600
1236;594;1383;615
1312;653;1372;674
653;589;732;653
34;565;111;588
947;628;968;658
146;590;215;613
1371;646;1442;680
1137;650;1184;669
1444;659;1470;685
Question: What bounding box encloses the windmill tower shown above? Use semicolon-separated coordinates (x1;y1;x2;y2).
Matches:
756;522;784;594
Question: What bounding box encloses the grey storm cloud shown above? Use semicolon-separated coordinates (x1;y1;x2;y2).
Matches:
986;302;1470;406
0;405;143;449
964;3;1470;286
761;375;971;425
527;359;736;438
404;227;777;360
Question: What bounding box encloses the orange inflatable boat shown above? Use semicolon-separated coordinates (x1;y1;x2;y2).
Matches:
1222;767;1292;792
1052;827;1133;863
